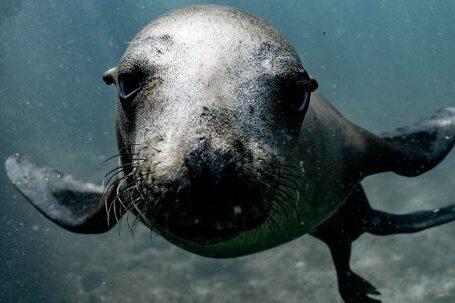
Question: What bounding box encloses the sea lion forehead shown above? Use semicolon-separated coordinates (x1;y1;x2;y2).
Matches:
135;5;291;47
125;5;301;70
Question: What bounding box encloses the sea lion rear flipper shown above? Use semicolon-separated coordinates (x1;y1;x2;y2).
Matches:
312;185;455;303
362;107;455;177
311;187;382;303
5;154;120;234
366;205;455;235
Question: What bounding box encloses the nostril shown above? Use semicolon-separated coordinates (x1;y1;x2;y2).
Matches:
185;147;209;179
184;144;235;181
215;150;234;170
209;150;234;178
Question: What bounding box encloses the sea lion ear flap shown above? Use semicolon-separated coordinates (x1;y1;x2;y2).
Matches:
5;154;121;234
360;107;455;177
102;67;117;85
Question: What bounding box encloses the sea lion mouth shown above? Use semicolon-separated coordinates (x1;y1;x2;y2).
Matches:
128;156;275;245
152;202;270;245
147;178;273;245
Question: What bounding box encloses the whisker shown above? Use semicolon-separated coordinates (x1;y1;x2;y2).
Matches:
276;180;301;193
294;190;302;223
125;212;133;237
103;190;112;226
263;168;301;185
275;192;301;223
267;203;281;230
265;211;280;231
104;173;132;197
103;162;139;182
273;196;293;226
276;174;301;188
275;186;302;219
111;196;120;230
104;171;136;215
268;202;282;219
113;171;153;231
120;183;140;196
101;153;140;164
103;173;133;226
278;170;305;180
278;163;301;171
101;143;144;163
116;177;133;212
275;186;295;202
129;196;148;224
103;168;133;191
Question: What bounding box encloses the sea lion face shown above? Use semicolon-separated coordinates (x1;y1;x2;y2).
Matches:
104;6;316;245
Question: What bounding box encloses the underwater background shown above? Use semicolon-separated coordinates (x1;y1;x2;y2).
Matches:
1;0;454;302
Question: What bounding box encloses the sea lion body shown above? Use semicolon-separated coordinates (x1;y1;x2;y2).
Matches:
110;6;359;257
6;5;455;302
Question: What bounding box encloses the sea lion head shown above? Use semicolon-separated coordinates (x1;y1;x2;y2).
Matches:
103;5;317;246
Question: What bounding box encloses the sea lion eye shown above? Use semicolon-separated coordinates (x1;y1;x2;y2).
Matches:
294;77;318;112
117;72;143;101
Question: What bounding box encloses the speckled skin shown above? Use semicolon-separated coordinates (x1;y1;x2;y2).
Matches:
108;5;369;258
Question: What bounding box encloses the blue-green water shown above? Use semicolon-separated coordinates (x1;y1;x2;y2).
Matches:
1;1;454;302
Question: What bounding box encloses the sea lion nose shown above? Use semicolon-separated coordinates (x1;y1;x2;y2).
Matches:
184;139;235;183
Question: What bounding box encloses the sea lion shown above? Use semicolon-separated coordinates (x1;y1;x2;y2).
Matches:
5;5;455;303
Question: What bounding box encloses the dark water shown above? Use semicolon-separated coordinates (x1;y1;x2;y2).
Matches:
1;1;454;302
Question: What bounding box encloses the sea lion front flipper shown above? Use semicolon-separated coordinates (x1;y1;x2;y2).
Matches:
361;107;455;177
5;154;121;234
